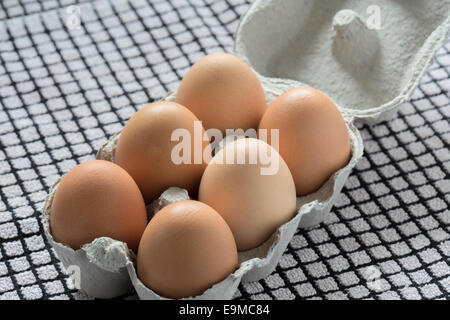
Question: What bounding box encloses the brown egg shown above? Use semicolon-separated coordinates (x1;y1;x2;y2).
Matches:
198;138;297;251
259;87;351;196
175;52;266;134
137;200;238;299
50;160;147;252
115;101;210;204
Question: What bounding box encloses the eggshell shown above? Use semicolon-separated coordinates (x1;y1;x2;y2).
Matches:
43;179;135;299
175;53;266;134
137;200;238;299
259;87;351;196
198;138;297;251
50;160;147;253
115;101;210;204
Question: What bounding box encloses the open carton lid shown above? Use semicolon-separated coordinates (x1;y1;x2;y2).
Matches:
234;0;450;123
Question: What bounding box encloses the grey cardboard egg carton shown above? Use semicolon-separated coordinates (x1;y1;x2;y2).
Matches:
234;0;450;124
43;125;361;299
42;0;450;299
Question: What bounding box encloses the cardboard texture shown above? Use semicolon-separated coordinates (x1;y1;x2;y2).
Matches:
234;0;450;123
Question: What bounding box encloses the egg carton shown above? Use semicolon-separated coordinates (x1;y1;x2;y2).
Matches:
41;91;361;299
234;0;450;124
42;0;450;299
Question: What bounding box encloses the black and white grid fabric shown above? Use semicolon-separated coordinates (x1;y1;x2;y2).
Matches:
0;0;449;300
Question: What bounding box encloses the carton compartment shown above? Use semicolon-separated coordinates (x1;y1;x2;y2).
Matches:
235;0;450;118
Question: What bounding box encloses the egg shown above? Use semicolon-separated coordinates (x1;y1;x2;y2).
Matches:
258;87;351;196
198;138;297;251
50;160;147;252
175;52;266;134
137;200;238;299
115;101;210;204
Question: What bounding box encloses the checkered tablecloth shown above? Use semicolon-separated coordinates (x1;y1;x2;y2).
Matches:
0;0;448;300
